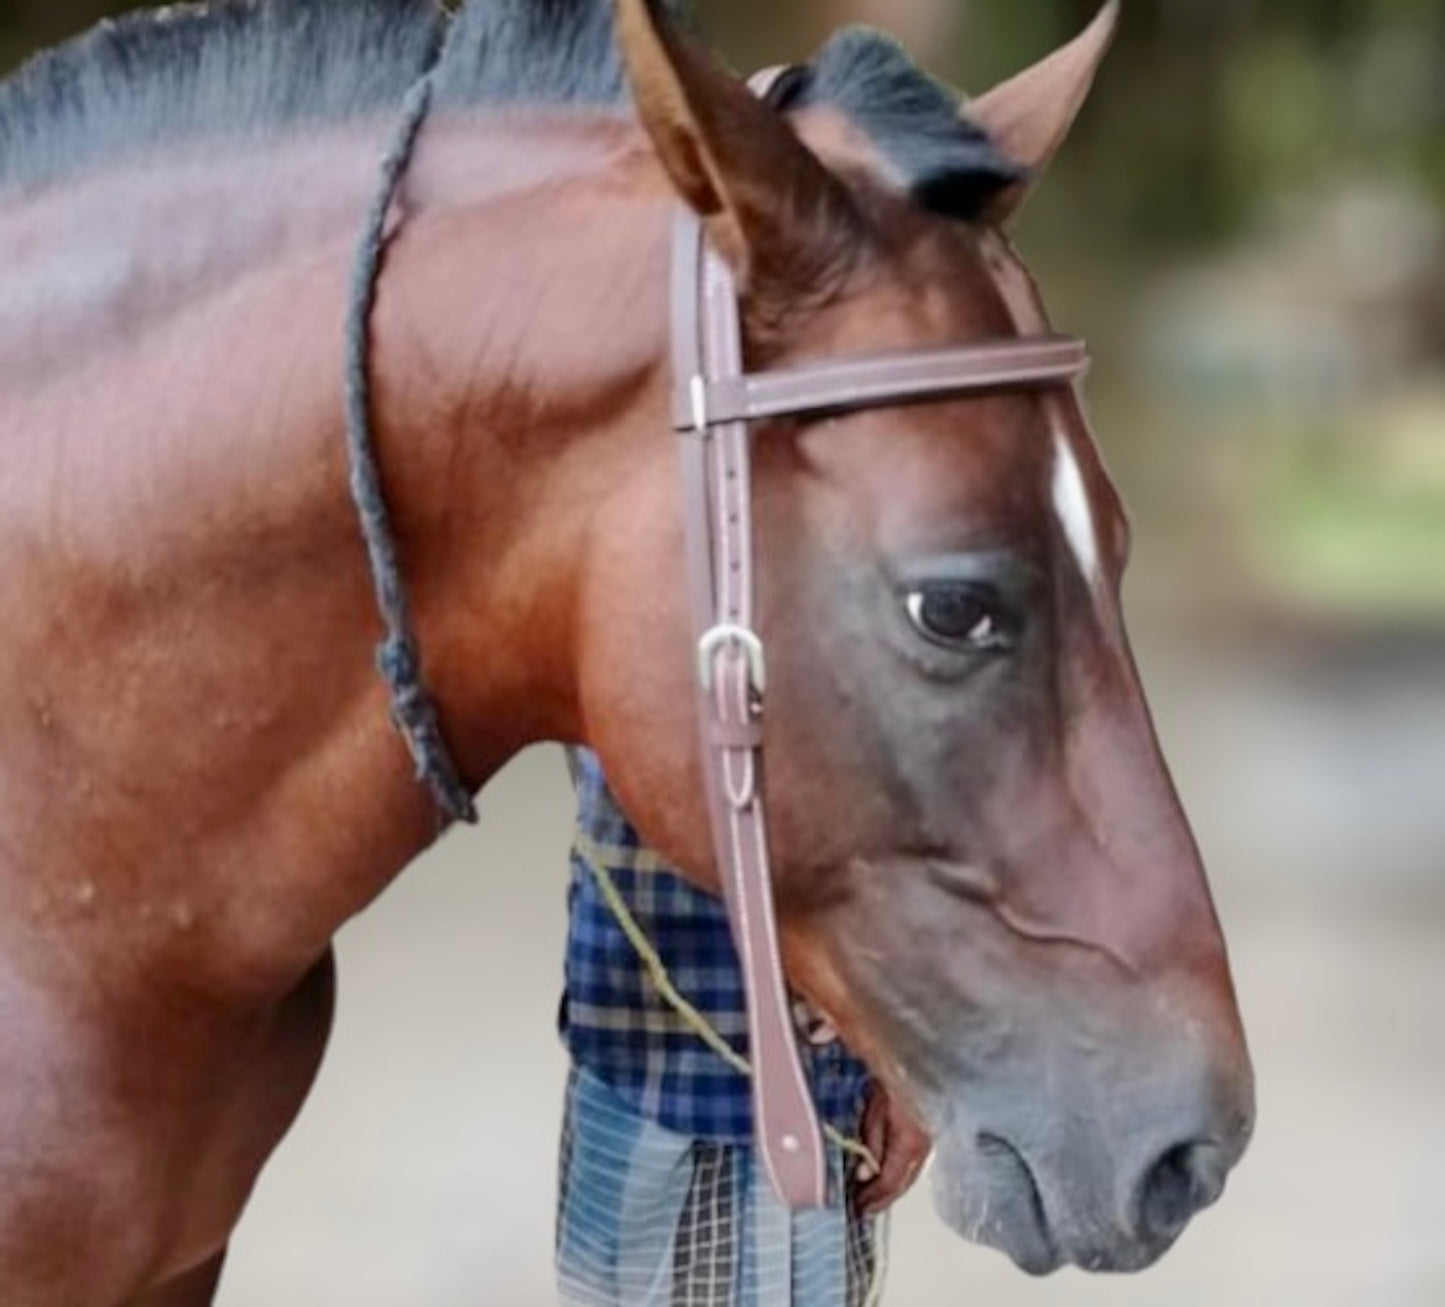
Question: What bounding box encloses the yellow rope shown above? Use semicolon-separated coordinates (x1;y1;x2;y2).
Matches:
865;1212;891;1307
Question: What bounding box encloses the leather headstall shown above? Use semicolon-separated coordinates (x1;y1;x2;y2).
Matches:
670;70;1090;1211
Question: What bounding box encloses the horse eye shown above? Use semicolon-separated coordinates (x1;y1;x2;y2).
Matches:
905;584;1015;653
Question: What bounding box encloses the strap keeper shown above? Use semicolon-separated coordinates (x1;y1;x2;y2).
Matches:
708;718;764;751
673;377;749;432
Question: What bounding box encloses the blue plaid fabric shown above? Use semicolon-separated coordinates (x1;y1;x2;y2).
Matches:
556;1068;881;1307
561;749;872;1143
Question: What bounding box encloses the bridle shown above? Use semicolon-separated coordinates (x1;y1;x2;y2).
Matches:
345;60;1091;1213
668;72;1090;1209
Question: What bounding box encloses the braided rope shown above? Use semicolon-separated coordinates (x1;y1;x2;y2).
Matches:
344;50;478;826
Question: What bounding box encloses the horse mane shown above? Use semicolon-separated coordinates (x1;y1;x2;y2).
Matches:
0;0;1016;216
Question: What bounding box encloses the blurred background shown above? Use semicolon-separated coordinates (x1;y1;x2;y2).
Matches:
4;1;1441;1302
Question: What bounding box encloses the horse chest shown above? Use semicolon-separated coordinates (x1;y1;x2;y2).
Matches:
0;950;335;1304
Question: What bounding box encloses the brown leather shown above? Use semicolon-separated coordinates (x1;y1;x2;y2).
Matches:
673;336;1088;432
670;71;1093;1213
675;204;831;1208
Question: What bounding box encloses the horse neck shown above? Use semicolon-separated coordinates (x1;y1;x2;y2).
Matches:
363;113;670;778
0;114;666;994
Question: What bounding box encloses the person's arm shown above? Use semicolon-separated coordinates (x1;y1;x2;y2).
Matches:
854;1086;932;1216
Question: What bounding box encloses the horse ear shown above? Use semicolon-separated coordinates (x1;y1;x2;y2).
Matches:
967;0;1120;224
615;0;861;291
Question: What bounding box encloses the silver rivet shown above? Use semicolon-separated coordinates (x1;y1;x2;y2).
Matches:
781;1134;801;1153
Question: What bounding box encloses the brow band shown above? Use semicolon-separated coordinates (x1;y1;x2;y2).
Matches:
673;336;1089;433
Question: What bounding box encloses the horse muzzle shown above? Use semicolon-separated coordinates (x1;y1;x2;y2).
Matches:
925;1035;1255;1276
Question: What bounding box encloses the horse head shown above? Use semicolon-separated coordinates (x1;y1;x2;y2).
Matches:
580;0;1254;1275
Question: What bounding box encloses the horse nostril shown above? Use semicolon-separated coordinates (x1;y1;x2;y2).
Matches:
1137;1141;1226;1242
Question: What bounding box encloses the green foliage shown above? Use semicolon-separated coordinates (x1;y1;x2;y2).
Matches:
1252;426;1445;621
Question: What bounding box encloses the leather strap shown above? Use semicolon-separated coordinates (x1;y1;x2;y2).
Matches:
675;206;830;1208
674;336;1088;432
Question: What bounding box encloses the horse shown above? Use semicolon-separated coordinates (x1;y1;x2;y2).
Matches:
0;0;1254;1301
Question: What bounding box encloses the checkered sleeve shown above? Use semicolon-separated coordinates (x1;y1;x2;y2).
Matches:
560;749;871;1143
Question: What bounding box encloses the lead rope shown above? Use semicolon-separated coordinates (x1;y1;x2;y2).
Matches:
344;31;478;827
574;838;892;1307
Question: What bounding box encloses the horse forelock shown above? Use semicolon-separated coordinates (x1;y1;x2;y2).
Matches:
795;27;1023;222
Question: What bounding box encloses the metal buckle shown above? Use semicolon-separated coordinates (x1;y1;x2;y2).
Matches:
688;374;710;434
697;624;767;697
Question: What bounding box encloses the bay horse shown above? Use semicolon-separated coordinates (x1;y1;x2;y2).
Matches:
0;0;1253;1301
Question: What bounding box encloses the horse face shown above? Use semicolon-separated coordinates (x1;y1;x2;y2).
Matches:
588;0;1253;1275
750;218;1254;1274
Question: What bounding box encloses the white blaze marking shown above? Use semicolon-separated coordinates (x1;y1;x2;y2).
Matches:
1052;430;1101;585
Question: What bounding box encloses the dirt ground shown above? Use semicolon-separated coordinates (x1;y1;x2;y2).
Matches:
219;637;1445;1306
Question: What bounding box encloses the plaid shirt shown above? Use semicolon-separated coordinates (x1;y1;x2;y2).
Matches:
561;749;871;1143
